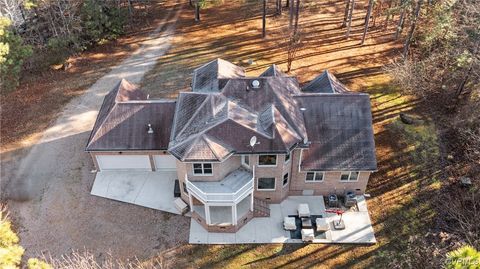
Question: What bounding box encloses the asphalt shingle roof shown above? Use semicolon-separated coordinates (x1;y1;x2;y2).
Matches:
294;93;377;171
86;79;176;151
87;60;377;171
302;70;351;93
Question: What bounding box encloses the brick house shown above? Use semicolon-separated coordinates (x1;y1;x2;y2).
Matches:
86;59;377;233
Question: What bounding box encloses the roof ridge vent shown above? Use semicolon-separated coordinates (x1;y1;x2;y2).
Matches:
147;123;154;134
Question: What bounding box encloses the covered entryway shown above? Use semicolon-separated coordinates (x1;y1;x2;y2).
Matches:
96;155;151;171
153;155;177;171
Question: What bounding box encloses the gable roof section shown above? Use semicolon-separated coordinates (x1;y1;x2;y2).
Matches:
295;94;377;171
192;58;246;93
260;64;286;77
86;79;176;151
302;70;350;93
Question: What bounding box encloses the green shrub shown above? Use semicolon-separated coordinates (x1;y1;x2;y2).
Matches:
446;246;480;269
27;258;53;269
0;17;33;93
0;206;24;268
81;0;126;44
45;36;84;66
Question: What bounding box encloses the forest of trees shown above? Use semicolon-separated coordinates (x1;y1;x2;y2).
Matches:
387;0;479;175
0;0;151;92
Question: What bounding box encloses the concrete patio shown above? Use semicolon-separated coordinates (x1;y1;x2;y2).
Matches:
91;171;185;215
189;195;376;244
90;173;375;244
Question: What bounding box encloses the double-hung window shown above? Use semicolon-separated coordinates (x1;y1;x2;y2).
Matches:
305;171;324;182
285;151;291;163
193;163;213;175
257;177;276;191
258;155;277;166
340;171;359;181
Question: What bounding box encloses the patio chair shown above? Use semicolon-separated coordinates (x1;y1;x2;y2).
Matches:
298;203;310;218
315;218;330;232
301;228;315;242
283;217;297;231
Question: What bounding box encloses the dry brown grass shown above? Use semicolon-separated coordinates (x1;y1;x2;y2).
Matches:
136;1;442;268
1;0;445;267
141;0;401;98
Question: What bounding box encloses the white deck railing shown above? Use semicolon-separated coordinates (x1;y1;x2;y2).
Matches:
186;167;255;204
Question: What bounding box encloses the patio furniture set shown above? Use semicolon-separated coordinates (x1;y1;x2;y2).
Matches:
283;203;330;242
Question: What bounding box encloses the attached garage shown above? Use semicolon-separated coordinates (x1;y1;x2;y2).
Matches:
85;82;178;172
153;155;177;171
96;155;151;171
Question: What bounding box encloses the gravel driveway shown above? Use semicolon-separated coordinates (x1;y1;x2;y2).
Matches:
2;2;189;261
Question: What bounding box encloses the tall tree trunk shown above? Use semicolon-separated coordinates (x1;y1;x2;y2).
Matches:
278;0;282;15
395;4;406;39
262;0;267;37
195;2;200;21
384;0;393;29
289;0;294;28
455;42;479;97
361;0;374;44
403;0;423;58
294;0;300;34
346;0;355;38
127;0;133;15
342;0;351;27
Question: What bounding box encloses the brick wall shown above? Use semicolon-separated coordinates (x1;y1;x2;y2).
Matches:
289;149;371;196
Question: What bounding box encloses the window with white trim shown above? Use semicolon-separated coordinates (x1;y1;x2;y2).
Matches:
241;155;250;167
193;163;213;175
305;171;324;182
258;155;277;166
340;171;359;181
285;151;291;163
257;177;276;190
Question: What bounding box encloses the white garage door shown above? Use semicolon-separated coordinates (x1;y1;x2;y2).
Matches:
96;155;151;171
153;155;177;171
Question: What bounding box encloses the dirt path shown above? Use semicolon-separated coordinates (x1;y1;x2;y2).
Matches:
3;2;189;260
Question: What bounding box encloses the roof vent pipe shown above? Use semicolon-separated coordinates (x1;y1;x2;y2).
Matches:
147;124;154;134
252;80;260;89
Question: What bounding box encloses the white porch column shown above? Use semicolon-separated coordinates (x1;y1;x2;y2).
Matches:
232;203;238;225
205;204;211;225
250;172;255;212
188;192;194;213
250;193;254;211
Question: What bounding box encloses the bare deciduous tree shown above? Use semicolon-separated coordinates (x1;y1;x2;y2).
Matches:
395;0;408;39
342;0;350;27
403;0;423;58
361;0;374;44
345;0;355;38
278;26;303;72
